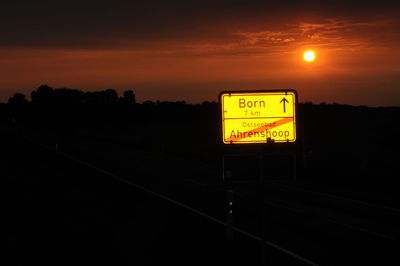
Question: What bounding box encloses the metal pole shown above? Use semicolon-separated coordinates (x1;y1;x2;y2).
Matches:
226;188;235;240
222;154;235;240
259;151;267;265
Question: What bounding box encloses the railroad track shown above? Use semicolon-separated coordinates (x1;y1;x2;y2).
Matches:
228;180;400;241
3;128;321;266
5;127;399;265
14;128;400;240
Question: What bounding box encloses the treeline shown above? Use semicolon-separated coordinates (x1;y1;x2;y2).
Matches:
8;85;136;105
2;85;219;131
3;85;400;135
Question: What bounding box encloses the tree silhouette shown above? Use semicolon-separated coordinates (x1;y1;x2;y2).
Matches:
119;90;136;105
8;93;28;105
29;85;123;105
104;89;118;104
31;85;54;104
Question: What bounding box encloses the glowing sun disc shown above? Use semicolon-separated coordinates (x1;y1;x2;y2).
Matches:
303;50;316;62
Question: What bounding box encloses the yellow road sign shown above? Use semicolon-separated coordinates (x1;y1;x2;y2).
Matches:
220;90;297;144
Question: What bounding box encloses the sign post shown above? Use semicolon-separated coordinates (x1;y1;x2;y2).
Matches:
219;89;298;265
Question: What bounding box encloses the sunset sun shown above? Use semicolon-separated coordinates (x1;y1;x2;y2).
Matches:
303;50;316;62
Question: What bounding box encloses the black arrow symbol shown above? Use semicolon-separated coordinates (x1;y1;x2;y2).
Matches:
280;97;289;113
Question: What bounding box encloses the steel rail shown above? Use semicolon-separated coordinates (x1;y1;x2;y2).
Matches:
19;133;321;266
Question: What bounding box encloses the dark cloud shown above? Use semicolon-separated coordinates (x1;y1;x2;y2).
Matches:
1;0;399;49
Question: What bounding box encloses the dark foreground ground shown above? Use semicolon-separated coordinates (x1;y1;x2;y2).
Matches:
2;130;278;266
3;126;399;266
2;102;400;265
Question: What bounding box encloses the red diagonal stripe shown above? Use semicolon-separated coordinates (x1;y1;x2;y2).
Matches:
225;117;294;142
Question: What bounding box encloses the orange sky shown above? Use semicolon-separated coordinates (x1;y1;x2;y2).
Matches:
1;1;400;106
